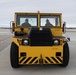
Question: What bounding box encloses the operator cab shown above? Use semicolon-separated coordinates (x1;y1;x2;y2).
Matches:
15;12;61;28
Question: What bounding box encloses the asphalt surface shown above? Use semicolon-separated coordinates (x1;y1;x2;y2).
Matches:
0;29;76;75
0;29;12;52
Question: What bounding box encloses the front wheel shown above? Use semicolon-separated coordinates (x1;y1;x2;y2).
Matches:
10;42;19;68
60;42;70;67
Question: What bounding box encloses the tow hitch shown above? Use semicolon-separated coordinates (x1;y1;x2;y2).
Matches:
39;54;43;65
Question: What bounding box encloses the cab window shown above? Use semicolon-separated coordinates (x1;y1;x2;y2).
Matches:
16;14;38;27
40;15;60;27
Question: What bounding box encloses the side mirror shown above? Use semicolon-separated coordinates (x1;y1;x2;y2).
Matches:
67;37;70;42
12;22;15;32
62;22;66;33
10;21;15;33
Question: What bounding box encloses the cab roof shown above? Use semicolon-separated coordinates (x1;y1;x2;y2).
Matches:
15;11;62;16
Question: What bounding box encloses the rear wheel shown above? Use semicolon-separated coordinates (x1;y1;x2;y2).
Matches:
60;42;69;67
10;42;19;68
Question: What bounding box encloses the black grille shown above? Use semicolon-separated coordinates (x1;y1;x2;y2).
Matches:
29;28;53;46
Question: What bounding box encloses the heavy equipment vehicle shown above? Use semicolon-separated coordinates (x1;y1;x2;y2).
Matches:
10;11;70;68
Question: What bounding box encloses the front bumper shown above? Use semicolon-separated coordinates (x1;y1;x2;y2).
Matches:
18;45;63;65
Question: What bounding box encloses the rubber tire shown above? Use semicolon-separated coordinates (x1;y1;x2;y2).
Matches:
10;42;19;68
60;42;69;67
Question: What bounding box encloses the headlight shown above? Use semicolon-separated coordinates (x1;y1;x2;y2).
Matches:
23;40;29;45
54;40;59;45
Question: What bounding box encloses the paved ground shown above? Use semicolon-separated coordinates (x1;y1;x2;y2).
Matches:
0;29;76;75
0;29;12;52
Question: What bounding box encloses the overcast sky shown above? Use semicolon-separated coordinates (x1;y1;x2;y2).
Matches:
0;0;76;27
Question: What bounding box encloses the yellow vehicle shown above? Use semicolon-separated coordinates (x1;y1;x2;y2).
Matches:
10;11;70;68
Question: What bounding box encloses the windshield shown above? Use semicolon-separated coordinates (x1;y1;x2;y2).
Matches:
40;15;60;27
16;15;38;27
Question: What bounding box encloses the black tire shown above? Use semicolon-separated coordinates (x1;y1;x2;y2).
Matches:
10;42;19;68
60;42;69;67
